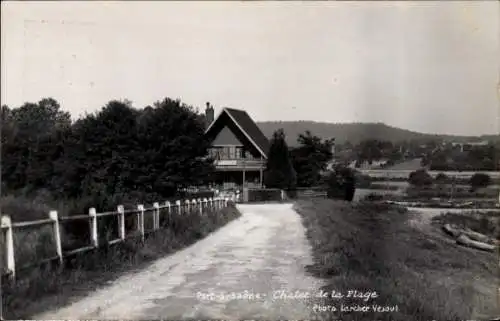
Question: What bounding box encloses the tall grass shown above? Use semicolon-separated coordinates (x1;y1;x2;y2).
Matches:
294;199;499;321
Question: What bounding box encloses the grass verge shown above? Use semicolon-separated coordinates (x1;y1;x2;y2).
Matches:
2;203;241;320
294;199;499;321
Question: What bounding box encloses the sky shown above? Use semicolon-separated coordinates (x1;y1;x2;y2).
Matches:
1;1;499;136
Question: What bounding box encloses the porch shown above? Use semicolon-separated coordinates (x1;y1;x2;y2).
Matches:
212;168;264;191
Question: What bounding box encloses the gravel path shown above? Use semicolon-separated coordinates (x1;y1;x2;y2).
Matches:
33;203;323;320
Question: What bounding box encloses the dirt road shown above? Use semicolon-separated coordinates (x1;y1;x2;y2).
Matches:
33;203;323;320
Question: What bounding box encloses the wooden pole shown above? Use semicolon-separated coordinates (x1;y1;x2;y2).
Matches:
117;205;125;240
1;215;15;283
49;210;63;265
153;202;160;230
137;205;145;242
89;208;98;248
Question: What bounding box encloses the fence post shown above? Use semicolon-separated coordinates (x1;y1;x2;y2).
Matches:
117;205;125;240
89;208;98;248
1;215;15;281
185;200;190;214
208;197;213;212
224;197;229;207
202;198;208;214
196;198;201;213
49;210;63;265
153;202;160;230
165;201;171;220
176;200;181;215
191;199;197;214
137;205;145;242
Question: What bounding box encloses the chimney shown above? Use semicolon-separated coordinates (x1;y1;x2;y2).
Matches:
205;102;214;127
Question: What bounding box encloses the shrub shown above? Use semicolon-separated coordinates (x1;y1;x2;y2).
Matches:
469;173;491;191
408;169;433;187
435;172;448;182
326;166;356;202
355;172;372;188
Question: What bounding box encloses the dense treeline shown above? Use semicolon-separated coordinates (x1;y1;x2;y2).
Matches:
1;97;214;214
425;143;499;171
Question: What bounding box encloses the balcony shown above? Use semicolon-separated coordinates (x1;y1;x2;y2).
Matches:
214;159;265;171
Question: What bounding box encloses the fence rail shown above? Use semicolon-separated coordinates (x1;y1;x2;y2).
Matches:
1;196;233;282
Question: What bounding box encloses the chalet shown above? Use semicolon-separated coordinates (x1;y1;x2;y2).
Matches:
204;102;270;190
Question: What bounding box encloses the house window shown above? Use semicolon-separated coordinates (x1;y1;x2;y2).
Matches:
235;147;246;159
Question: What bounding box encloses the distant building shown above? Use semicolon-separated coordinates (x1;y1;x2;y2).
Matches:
204;103;270;190
450;140;490;152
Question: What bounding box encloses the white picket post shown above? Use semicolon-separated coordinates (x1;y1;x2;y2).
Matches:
137;205;145;242
117;205;125;240
165;201;171;220
176;200;181;215
197;198;202;215
49;210;63;265
1;215;15;281
153;202;160;230
202;198;208;214
89;208;98;248
208;197;213;212
224;197;229;207
191;199;197;214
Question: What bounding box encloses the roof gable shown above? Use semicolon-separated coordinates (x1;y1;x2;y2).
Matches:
212;126;244;146
205;107;270;158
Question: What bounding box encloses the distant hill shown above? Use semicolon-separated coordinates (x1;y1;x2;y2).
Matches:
256;121;499;146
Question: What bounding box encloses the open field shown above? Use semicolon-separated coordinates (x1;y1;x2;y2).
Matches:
361;169;500;180
384;158;424;170
294;199;499;321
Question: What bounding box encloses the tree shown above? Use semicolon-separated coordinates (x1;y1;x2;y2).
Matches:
355;139;384;164
264;129;297;189
408;169;433;187
1;98;71;193
134;98;215;195
469;173;491;191
51;98;214;204
290;130;334;187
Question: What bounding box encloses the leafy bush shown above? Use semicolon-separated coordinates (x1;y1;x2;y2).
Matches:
408;169;433;187
355;171;372;188
469;173;491;191
326;166;356;201
435;172;448;182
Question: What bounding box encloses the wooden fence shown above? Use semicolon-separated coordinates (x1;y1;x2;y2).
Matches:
1;196;233;282
285;187;328;199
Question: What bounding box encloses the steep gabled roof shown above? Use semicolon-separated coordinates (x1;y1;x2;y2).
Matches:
205;107;270;158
